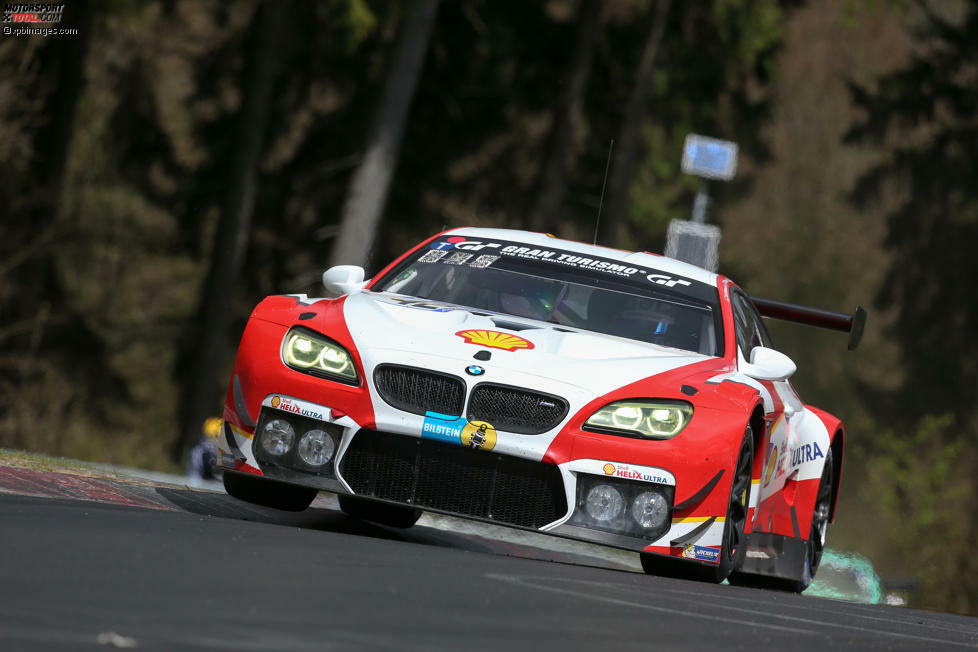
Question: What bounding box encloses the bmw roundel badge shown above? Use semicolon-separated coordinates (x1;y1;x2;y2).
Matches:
465;365;485;376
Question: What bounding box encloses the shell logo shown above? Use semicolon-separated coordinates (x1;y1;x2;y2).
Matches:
454;329;535;352
271;396;281;408
603;463;616;475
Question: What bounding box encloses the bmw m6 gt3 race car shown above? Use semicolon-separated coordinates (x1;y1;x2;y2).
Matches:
219;227;866;590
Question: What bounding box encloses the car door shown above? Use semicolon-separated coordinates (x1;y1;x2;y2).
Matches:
730;291;801;534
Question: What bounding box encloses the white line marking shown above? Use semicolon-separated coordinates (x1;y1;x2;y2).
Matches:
486;573;819;636
486;575;978;647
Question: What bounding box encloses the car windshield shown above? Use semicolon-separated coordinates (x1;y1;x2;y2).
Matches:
374;238;723;356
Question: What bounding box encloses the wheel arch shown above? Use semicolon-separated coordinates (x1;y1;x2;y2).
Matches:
748;403;765;478
829;426;844;522
747;402;766;456
805;404;845;524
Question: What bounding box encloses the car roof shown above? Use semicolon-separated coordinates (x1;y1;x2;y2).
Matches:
445;226;721;288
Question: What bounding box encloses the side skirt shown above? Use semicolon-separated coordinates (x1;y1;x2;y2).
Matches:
737;531;808;581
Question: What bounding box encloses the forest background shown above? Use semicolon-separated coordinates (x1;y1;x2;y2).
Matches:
2;0;976;616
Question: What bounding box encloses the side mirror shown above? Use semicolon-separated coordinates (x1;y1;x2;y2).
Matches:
322;265;367;297
740;346;796;381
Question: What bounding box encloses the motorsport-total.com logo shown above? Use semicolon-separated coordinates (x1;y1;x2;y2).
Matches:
2;2;64;23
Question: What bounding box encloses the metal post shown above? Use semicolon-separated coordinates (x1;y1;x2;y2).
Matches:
691;181;710;224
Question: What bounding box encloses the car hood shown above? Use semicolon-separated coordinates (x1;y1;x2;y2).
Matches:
343;291;712;396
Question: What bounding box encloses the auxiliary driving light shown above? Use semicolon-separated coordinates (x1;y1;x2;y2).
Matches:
585;484;624;522
631;490;669;530
297;429;335;467
571;474;674;541
261;419;295;456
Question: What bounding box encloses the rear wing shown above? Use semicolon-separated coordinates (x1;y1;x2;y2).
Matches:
750;297;867;351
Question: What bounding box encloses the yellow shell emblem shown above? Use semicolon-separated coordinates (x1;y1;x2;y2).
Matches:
603;463;616;475
454;329;535;352
460;420;497;451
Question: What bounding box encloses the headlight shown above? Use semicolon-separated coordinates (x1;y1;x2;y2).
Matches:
584;400;693;439
282;328;358;384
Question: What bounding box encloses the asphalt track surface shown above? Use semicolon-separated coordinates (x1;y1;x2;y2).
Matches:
1;466;976;651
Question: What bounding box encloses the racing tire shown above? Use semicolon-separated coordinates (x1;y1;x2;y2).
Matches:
222;471;317;512
728;449;834;593
338;495;422;528
641;427;754;583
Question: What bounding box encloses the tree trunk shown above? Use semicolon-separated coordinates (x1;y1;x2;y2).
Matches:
597;0;672;248
329;0;440;270
37;0;92;202
172;1;287;464
528;0;601;233
1;0;107;407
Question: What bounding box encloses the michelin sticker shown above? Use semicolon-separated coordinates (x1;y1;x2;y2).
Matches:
422;412;496;451
681;544;720;563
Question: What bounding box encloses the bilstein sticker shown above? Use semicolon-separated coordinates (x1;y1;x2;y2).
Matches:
421;413;496;451
461;420;496;451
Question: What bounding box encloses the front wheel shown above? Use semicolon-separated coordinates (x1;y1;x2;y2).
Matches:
223;471;317;512
729;448;834;593
641;427;753;583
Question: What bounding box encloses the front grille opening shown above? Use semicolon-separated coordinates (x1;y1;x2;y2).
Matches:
339;429;567;529
373;364;465;416
467;383;568;434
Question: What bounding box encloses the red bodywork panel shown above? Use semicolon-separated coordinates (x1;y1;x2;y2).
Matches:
223;295;377;436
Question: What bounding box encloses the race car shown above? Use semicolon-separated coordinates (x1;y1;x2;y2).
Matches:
218;227;866;590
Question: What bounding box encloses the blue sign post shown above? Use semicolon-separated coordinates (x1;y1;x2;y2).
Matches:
664;134;739;271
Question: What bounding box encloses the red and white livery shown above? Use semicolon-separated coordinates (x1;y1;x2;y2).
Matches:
219;227;866;590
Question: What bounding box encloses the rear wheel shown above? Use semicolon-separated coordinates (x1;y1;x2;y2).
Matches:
338;495;422;528
641;427;753;583
223;471;317;512
729;448;834;592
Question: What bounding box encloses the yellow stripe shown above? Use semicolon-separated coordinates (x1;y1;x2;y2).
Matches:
672;516;725;524
229;423;254;440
